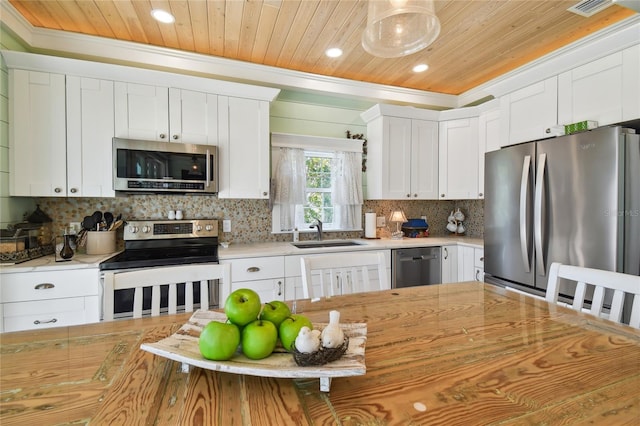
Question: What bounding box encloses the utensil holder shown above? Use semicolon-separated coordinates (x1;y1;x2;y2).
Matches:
86;231;116;254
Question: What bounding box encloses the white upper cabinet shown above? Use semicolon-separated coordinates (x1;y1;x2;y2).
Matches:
558;44;640;126
66;76;115;197
168;88;218;145
361;105;439;200
9;70;67;196
115;84;219;144
500;76;559;146
438;117;479;200
217;96;271;199
114;82;169;141
477;106;501;199
410;119;440;199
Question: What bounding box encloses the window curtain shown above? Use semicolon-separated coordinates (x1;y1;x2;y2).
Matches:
331;151;363;229
273;147;305;231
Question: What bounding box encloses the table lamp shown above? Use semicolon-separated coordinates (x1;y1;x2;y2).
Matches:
389;209;408;239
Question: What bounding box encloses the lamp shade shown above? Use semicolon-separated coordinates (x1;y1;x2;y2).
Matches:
389;210;408;223
362;0;441;58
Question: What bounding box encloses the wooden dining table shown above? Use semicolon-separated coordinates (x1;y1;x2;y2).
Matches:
1;282;639;425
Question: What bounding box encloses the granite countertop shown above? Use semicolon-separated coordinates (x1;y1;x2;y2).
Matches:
0;236;483;272
0;251;121;273
217;236;483;260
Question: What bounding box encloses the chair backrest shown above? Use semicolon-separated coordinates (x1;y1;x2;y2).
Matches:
300;251;388;300
103;263;231;321
546;262;640;328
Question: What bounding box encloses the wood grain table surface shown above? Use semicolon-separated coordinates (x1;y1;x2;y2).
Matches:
1;282;639;425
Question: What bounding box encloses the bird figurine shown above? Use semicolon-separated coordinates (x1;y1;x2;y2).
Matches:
294;326;321;354
321;310;345;349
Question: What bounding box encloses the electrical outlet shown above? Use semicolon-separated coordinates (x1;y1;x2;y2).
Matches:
69;222;81;235
222;219;231;232
376;216;386;227
421;216;427;221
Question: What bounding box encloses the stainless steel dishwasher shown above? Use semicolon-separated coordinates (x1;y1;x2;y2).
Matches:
392;247;442;288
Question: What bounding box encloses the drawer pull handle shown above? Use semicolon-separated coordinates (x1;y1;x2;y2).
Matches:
34;318;57;325
247;267;261;273
277;281;282;296
35;283;55;290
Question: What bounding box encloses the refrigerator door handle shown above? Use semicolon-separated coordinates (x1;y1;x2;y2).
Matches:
534;153;546;276
519;155;531;272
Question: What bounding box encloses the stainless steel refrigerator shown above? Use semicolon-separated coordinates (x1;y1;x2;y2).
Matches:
484;126;640;312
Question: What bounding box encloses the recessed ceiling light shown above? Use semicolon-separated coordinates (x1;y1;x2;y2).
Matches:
325;48;343;58
151;9;175;24
413;64;429;73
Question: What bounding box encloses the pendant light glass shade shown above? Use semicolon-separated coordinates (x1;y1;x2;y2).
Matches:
362;0;441;58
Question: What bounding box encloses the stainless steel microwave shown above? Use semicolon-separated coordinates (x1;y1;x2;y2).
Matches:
113;138;218;194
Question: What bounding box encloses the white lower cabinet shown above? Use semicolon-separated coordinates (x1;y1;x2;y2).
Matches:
457;246;485;283
221;257;285;303
441;245;458;283
0;268;100;333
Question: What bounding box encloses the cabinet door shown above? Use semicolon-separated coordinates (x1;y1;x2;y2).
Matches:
458;246;476;282
439;117;479;200
114;82;169;141
558;45;640;126
441;245;458;283
66;76;115;197
501;77;558;146
218;96;270;198
383;117;412;199
168;88;218;144
9;70;67;196
410;119;439;199
478;109;501;199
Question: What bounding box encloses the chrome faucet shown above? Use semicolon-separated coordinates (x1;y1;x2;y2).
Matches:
310;219;323;241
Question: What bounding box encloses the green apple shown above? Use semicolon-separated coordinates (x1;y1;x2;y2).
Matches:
279;314;313;352
224;288;262;326
241;319;278;360
199;320;241;361
260;300;291;328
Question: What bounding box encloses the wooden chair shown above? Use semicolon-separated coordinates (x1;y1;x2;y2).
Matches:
103;263;231;321
300;251;388;300
546;262;640;328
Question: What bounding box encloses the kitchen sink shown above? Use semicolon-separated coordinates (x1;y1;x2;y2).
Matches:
292;240;364;249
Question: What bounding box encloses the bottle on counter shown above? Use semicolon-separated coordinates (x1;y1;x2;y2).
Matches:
293;228;299;242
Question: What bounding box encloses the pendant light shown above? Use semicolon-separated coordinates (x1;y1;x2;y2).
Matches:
362;0;441;58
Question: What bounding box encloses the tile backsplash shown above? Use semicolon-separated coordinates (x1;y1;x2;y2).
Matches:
31;196;484;244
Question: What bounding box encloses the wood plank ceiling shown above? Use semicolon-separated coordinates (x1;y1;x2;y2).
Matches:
7;0;635;95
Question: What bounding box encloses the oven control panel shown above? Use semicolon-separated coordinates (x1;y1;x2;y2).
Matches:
124;219;219;240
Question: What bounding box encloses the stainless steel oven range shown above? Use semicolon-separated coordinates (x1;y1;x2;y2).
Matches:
99;219;219;319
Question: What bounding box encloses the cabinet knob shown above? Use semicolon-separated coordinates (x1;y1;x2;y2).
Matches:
545;128;551;134
54;187;62;193
263;192;268;196
406;194;410;198
172;134;179;140
159;133;166;139
70;188;77;193
441;194;445;198
413;193;417;197
478;192;483;197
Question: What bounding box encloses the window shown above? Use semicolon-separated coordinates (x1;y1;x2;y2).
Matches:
304;151;334;227
271;133;363;234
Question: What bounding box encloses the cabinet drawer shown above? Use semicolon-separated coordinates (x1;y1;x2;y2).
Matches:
3;296;100;332
227;257;284;282
474;249;484;268
1;269;99;302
